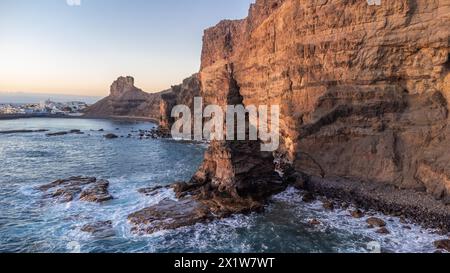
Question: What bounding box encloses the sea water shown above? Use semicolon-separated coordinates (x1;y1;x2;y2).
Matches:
0;118;446;253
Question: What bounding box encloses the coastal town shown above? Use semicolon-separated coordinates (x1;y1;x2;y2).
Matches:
0;99;89;117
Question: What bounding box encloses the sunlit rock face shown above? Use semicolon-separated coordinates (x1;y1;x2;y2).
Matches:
197;0;450;200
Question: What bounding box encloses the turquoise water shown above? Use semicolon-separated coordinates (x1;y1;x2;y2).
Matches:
0;118;445;253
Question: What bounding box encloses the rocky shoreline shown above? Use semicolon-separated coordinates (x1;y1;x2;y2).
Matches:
296;175;450;232
34;174;450;252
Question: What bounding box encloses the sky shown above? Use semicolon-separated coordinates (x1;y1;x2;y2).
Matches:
0;0;254;96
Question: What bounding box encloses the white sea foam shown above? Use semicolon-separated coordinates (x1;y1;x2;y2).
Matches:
271;187;448;253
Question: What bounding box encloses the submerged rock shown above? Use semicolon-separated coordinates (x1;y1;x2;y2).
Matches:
46;131;69;137
79;180;113;202
46;130;83;137
367;217;387;228
38;176;113;203
376;227;391;235
104;133;119;139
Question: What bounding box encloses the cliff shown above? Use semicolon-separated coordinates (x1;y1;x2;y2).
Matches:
180;0;450;218
84;76;164;120
159;74;201;129
126;0;450;233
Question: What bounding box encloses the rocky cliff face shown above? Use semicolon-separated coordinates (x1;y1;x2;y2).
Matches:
191;0;450;207
159;74;201;129
84;76;164;120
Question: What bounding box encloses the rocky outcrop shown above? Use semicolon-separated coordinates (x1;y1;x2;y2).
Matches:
46;129;84;137
169;65;286;218
38;177;113;203
84;76;165;120
128;198;213;234
81;221;115;237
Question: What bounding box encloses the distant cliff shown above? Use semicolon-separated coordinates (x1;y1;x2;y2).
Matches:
85;75;201;123
84;76;165;121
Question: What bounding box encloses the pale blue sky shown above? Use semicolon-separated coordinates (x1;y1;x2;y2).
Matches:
0;0;254;95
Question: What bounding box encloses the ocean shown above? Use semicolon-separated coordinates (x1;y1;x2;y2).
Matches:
0;118;446;253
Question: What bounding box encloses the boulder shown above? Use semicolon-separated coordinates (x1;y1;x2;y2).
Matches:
81;221;115;238
128;198;213;234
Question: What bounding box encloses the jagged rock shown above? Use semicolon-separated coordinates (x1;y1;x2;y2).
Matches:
38;177;113;203
434;239;450;252
367;217;387;228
